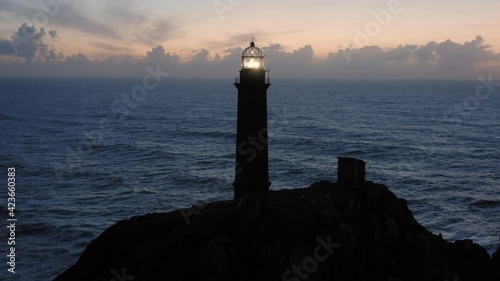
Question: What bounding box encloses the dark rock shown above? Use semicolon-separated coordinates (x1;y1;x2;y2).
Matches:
54;182;499;281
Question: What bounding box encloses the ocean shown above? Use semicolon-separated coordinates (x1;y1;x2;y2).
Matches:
0;78;498;280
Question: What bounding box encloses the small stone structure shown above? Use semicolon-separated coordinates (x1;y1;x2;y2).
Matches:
338;157;366;186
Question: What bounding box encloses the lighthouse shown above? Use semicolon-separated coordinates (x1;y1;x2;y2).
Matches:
233;39;271;212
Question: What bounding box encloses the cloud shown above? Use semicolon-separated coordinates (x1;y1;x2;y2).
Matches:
0;23;63;61
204;29;304;50
91;41;133;52
386;44;418;62
191;49;210;62
52;3;122;39
323;35;500;79
65;53;90;64
0;36;498;79
0;0;181;49
144;45;179;65
8;23;49;60
48;30;57;38
0;39;14;55
414;42;438;63
135;21;178;47
103;0;146;24
0;1;122;39
44;49;64;61
434;36;497;68
0;0;22;13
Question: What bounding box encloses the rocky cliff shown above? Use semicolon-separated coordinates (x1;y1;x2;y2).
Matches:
55;181;500;281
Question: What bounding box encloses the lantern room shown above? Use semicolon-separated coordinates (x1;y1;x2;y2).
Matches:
241;41;264;69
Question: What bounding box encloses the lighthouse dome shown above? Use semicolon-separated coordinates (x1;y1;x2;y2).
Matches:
241;41;264;69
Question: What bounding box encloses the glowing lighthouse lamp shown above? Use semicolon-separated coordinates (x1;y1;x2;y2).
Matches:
233;40;271;214
241;41;265;69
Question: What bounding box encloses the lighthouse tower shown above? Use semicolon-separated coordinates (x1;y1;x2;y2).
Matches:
233;40;271;211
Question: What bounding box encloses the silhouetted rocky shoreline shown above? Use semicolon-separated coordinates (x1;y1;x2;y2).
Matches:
55;181;500;281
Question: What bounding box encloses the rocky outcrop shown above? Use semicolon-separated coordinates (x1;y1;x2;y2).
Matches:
55;181;500;281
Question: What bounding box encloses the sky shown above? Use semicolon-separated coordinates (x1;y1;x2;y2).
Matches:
0;0;499;79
